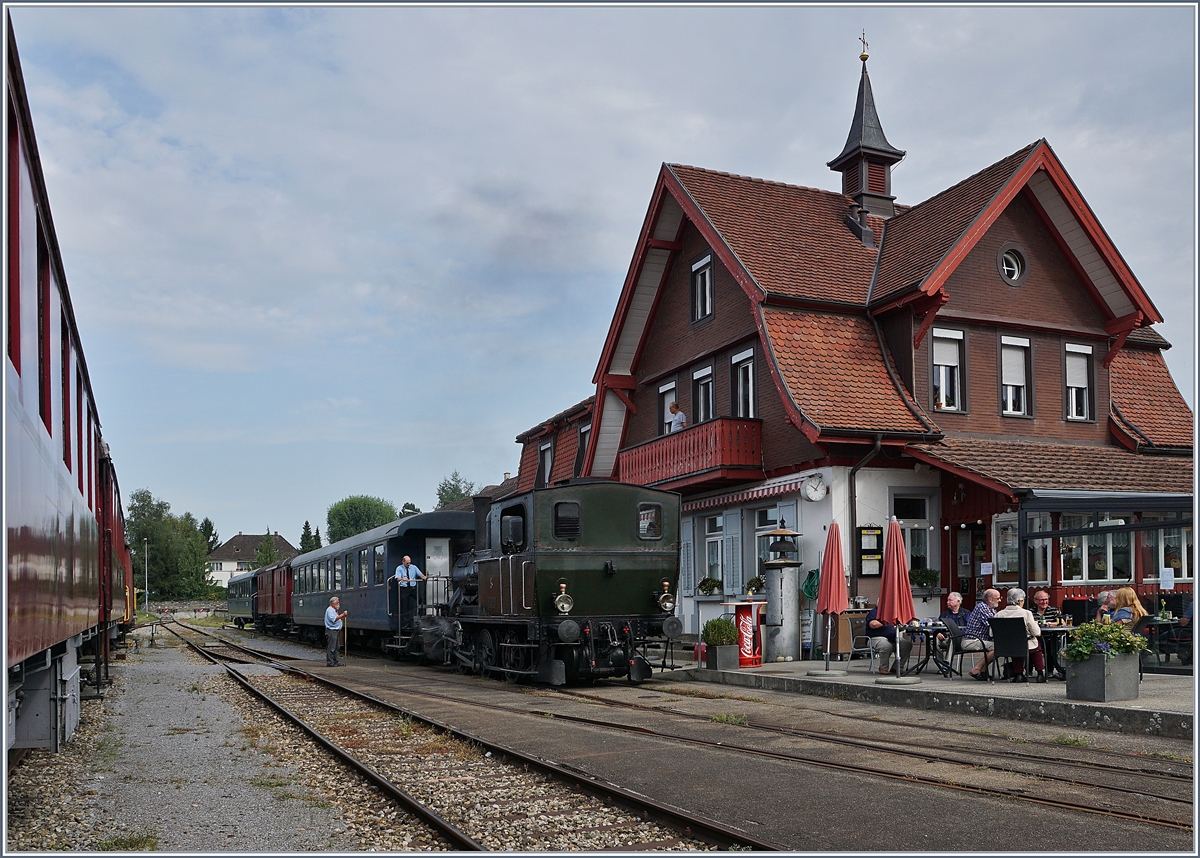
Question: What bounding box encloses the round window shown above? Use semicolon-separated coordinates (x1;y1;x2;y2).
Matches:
996;244;1028;287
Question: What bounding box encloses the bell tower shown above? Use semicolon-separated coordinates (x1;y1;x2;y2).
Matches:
827;39;905;218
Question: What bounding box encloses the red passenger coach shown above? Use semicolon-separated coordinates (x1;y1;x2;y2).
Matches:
6;19;133;754
254;561;293;635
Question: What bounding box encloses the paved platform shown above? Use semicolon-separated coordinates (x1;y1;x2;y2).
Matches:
658;655;1195;739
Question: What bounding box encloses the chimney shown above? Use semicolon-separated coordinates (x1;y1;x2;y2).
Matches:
472;495;492;551
503;472;511;481
844;202;875;248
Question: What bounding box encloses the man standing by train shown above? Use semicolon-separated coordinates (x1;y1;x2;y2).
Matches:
395;555;427;631
325;597;347;667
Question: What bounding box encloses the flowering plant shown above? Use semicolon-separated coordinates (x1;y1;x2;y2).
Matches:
1063;620;1148;663
696;577;722;596
744;575;766;595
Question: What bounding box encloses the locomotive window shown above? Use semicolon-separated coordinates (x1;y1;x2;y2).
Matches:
373;543;386;585
553;502;581;540
500;504;527;554
637;503;664;540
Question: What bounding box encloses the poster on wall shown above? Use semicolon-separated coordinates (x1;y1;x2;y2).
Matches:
1161;567;1176;590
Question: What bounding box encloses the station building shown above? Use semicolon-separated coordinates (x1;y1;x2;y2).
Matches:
516;53;1194;638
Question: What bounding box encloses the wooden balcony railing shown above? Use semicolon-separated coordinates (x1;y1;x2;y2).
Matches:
617;418;763;490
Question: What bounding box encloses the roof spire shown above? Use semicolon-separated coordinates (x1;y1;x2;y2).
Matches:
828;38;905;219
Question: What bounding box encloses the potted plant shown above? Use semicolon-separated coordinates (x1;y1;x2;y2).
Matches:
702;616;740;670
744;575;765;596
908;568;944;602
696;577;722;596
1063;621;1148;702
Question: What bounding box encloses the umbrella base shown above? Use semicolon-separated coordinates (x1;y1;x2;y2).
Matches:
806;669;848;677
875;675;922;685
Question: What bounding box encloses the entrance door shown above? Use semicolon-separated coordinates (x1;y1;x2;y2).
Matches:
425;537;451;608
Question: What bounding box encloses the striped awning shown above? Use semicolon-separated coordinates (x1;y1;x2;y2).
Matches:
682;472;811;513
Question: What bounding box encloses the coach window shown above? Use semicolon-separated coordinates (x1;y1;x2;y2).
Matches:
554;502;581;541
335;555;345;589
76;369;84;493
373;543;386;585
7;100;20;373
37;227;50;433
638;503;663;540
316;559;325;591
358;548;369;586
61;316;71;469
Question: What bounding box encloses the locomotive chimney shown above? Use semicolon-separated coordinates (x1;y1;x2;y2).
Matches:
472;495;492;551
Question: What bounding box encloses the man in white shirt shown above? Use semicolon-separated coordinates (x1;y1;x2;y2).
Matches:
324;597;347;666
668;402;687;433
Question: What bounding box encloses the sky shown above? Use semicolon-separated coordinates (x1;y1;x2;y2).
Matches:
8;3;1196;549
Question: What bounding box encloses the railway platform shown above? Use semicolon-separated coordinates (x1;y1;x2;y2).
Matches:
663;655;1195;739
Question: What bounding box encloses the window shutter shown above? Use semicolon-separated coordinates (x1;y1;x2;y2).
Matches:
680;516;694;597
1066;352;1088;388
1001;345;1026;386
723;530;742;596
933;337;959;367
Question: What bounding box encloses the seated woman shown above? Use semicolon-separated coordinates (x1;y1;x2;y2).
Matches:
994;588;1045;683
1111;587;1148;626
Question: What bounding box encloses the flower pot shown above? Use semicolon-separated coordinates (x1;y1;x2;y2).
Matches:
1065;652;1139;702
705;644;739;671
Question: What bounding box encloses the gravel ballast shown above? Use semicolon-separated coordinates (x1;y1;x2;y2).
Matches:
5;629;447;852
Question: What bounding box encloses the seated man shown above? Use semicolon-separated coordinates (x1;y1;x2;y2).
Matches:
1031;589;1066;679
1095;590;1116;623
964;589;1001;680
936;591;969;653
865;606;912;675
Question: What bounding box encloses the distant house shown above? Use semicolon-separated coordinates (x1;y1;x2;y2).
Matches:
206;532;299;588
515;53;1192;635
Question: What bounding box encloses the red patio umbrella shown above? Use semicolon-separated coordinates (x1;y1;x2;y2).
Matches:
876;516;918;678
816;522;848;671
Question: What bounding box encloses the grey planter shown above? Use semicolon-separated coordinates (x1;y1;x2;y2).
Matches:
705;644;740;671
1065;652;1139;702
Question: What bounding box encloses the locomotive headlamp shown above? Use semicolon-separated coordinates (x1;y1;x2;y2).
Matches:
657;592;676;613
554;582;574;614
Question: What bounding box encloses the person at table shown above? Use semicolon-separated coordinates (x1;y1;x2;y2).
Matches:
1031;589;1066;680
964;589;1001;680
1166;601;1192;665
1111;587;1147;626
994;588;1046;683
1095;590;1117;623
935;591;969;654
865;606;912;675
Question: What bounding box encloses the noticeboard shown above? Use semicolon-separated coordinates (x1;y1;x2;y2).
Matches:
856;526;883;577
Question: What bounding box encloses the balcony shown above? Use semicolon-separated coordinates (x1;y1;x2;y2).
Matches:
617;418;764;492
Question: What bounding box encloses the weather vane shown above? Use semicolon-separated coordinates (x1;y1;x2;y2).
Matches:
859;30;869;62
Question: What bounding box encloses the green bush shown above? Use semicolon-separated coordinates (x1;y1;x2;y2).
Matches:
1063;620;1148;662
908;568;940;588
696;577;722;596
702;617;738;646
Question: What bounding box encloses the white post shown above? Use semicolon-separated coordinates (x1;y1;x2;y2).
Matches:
143;538;149;617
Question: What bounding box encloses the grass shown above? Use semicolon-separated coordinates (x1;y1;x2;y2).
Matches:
1051;733;1090;748
182;614;227;628
711;713;749;726
96;829;159;851
643;684;765;704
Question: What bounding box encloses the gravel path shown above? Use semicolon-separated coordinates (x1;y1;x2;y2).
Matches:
5;630;447;852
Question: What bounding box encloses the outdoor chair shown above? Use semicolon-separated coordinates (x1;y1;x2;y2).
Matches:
847;615;879;673
1129;615;1155;677
988;617;1032;680
941;617;987;679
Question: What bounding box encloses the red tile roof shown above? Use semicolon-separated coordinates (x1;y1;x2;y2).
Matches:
1109;349;1194;449
668;165;881;304
761;307;937;435
908;437;1192;494
1125;326;1172;349
208;533;299;563
871;142;1040;304
516;395;595;442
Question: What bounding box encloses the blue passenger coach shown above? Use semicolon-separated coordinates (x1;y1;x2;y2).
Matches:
290;510;474;650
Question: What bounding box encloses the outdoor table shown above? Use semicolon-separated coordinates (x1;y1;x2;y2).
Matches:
1037;622;1074;676
1142;617;1179;663
900;622;950;676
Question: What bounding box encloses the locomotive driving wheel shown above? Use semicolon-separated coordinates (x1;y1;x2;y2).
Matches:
500;630;526;682
474;629;497;675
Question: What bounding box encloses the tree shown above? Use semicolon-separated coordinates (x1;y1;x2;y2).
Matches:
326;496;398;544
400;502;421;517
254;531;279;568
125;488;211;601
199;517;220;553
299;520;319;553
436;471;476;509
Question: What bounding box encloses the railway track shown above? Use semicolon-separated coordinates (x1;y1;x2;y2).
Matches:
165;621;778;851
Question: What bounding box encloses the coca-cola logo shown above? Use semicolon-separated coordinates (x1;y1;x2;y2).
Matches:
738;612;754;656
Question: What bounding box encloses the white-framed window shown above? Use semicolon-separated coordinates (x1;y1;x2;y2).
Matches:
1141;516;1194;582
692;255;714;322
536;442;553;488
754;506;779;573
236;561;250;571
1065;343;1092;421
1059;514;1134;583
705;514;724;583
1001;335;1030;416
732;348;755;418
932;328;963;411
893;495;934;573
693;366;713;423
658;382;676;436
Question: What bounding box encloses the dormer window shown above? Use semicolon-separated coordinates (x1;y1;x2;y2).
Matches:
691;255;714;323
